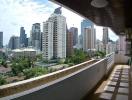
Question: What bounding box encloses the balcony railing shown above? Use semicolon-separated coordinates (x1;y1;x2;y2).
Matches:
0;53;128;100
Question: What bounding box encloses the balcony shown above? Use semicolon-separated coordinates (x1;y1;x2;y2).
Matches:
0;52;131;100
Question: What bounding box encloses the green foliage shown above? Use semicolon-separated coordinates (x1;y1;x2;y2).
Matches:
0;60;7;68
23;67;49;79
95;51;106;58
58;59;65;64
11;58;32;76
42;59;49;63
0;75;7;85
65;49;88;65
36;54;42;61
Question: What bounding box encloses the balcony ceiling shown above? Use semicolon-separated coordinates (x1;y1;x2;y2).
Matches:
50;0;132;35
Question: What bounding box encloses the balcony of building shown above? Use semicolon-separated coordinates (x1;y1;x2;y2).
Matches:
0;52;131;100
1;0;132;100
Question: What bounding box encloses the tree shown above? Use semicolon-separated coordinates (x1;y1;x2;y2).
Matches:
0;75;7;85
11;57;33;76
36;54;43;61
65;49;88;65
23;67;49;79
95;51;106;58
1;60;7;68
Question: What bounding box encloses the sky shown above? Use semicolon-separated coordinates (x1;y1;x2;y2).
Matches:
0;0;119;45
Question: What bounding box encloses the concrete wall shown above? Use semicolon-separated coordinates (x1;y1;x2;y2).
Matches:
106;53;115;74
115;54;129;64
2;59;107;100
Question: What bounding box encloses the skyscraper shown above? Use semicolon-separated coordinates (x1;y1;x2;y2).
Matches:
42;21;54;60
118;36;126;54
102;27;109;52
69;27;78;46
31;23;41;50
8;36;20;50
66;31;73;57
83;26;96;51
20;27;27;47
103;27;109;44
0;32;3;48
54;7;62;14
81;19;93;48
42;7;66;60
81;19;93;35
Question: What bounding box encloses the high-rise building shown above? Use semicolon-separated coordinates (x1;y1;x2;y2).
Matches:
8;36;20;50
20;27;27;47
103;27;109;44
118;36;126;54
0;32;3;48
81;19;93;35
42;21;54;60
106;41;116;54
31;23;41;50
81;19;93;48
42;7;66;60
54;7;62;14
69;27;78;46
40;32;43;51
66;31;73;57
83;26;96;51
96;40;104;51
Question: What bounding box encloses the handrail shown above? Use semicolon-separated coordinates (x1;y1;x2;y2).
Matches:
0;59;96;98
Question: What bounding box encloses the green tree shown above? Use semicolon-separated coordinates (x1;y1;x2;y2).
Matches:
1;60;7;68
0;75;7;85
11;57;33;76
23;67;49;79
36;54;43;61
65;49;88;65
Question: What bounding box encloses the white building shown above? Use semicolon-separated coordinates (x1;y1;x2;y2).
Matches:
42;8;66;60
118;36;126;54
96;40;104;51
42;21;54;60
31;23;41;50
83;26;96;51
12;48;36;59
103;27;109;44
106;42;116;54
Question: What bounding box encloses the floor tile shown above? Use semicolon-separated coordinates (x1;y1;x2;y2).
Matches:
120;82;129;87
115;94;128;100
118;87;129;94
104;86;115;92
100;93;113;100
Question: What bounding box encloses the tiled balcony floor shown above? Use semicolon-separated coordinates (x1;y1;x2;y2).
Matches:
84;65;132;100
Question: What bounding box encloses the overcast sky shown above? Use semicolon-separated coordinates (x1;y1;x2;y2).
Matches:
0;0;118;45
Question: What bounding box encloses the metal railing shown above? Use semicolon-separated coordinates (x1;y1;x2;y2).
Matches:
105;52;115;73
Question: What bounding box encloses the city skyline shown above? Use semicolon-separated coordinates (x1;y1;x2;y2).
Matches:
0;0;118;45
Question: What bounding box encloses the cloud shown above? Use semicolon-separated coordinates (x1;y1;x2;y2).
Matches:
0;0;56;45
0;0;118;45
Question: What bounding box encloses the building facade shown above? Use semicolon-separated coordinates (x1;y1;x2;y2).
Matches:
83;27;96;51
118;36;126;54
8;36;20;50
106;41;116;54
42;21;54;60
0;32;3;48
20;27;27;47
102;27;109;44
69;27;78;46
31;23;41;50
81;19;93;48
66;31;73;57
42;7;66;60
96;40;104;51
12;48;36;60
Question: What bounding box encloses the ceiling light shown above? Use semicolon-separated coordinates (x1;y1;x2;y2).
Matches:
91;0;108;8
